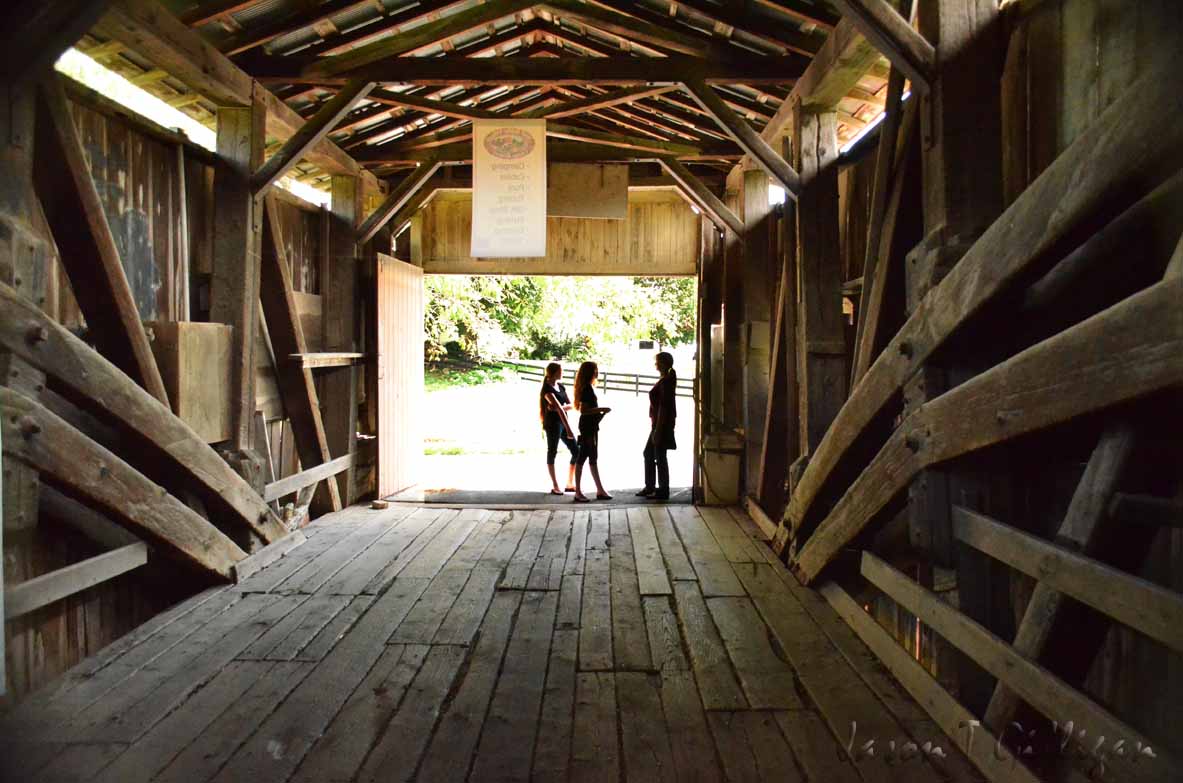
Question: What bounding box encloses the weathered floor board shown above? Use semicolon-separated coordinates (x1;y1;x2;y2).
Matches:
1;503;973;783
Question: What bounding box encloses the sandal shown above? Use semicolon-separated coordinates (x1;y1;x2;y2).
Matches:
596;492;614;500
564;486;577;493
549;488;564;495
573;494;591;503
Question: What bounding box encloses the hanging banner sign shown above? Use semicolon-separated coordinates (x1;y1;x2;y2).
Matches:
471;119;547;257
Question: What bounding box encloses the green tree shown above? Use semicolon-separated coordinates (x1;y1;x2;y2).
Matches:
424;274;697;362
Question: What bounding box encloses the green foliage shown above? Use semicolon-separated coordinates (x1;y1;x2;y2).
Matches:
424;275;697;362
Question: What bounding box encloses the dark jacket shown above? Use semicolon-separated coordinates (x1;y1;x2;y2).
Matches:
648;374;677;450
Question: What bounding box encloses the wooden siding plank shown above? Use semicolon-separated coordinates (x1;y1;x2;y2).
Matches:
4;543;147;620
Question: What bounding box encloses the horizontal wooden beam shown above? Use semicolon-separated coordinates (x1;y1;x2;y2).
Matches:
257;56;810;86
830;0;934;91
820;582;1042;783
368;88;505;121
4;543;149;620
1;388;246;579
253;78;375;194
790;277;1183;584
682;79;801;196
40;486;141;550
862;551;1177;783
545;122;703;156
289;352;365;369
657;156;744;235
1109;492;1183;528
954;506;1183;654
777;64;1183;556
523;85;681;119
0;281;287;543
264;453;355;502
362;139;738;166
358;161;443;245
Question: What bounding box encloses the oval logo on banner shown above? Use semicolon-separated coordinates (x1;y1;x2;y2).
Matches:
484;128;535;159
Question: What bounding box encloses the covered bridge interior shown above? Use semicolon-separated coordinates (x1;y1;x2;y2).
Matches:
2;1;1182;781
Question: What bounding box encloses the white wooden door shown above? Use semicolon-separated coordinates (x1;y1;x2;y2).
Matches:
376;253;424;498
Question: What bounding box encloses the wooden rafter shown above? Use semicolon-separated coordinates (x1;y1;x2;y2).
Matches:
668;0;826;57
253;78;375;194
357;161;444;245
657;156;744;235
93;0;373;183
217;0;435;56
753;0;840;30
280;0;470;60
180;0;264;27
303;0;537;78
682;79;801;196
525;84;679;118
541;0;753;60
754;19;885;167
830;0;934;91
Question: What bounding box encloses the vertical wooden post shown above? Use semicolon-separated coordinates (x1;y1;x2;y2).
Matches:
756;145;800;517
793;106;847;457
741;169;774;492
696;217;722;499
721;212;744;430
323;174;362;506
1;82;51;696
909;0;1004;714
210;84;266;490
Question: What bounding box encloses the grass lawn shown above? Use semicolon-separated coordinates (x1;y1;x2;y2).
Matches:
424;364;511;392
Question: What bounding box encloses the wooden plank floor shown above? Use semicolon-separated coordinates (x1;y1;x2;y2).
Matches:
0;504;983;783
